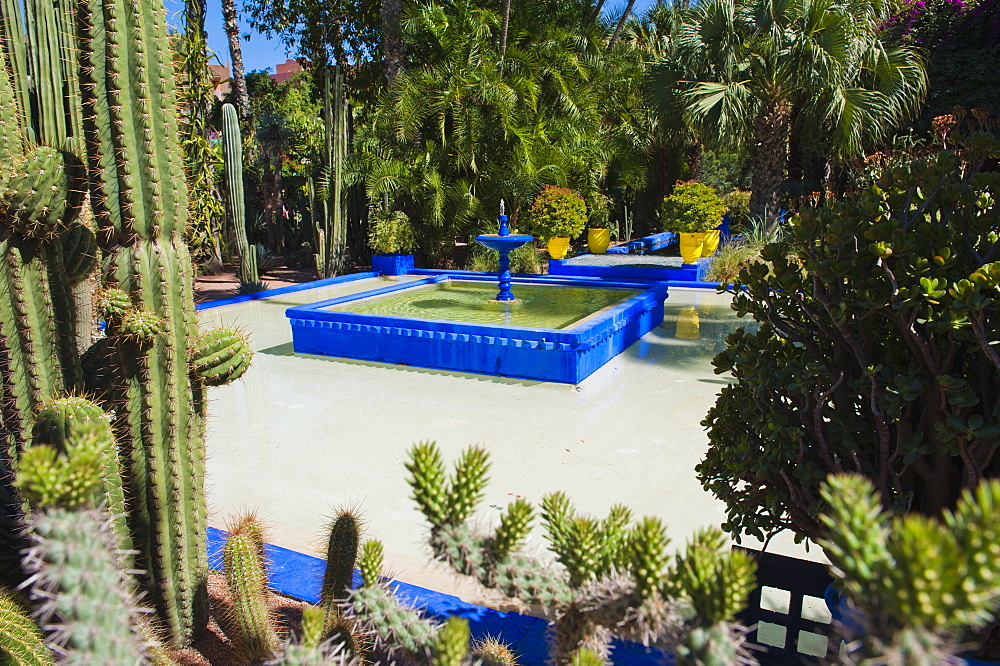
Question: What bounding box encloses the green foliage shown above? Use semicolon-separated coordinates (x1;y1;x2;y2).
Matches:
0;590;52;666
190;328;253;387
719;190;751;227
367;210;416;255
406;442;756;664
521;187;587;241
467;242;541;275
659;182;725;233
699;133;1000;544
820;474;1000;662
585;193;612;229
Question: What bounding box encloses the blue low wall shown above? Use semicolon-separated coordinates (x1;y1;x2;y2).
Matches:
196;272;379;311
285;273;667;384
206;527;667;665
549;258;712;282
606;231;678;255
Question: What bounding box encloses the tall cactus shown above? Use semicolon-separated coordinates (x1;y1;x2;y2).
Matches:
221;103;260;289
316;66;349;278
76;0;232;644
0;2;95;583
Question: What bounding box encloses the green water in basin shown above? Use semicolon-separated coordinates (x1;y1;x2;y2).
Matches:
326;280;640;329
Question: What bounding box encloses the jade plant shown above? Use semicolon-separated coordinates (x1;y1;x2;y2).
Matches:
699;131;1000;546
404;442;757;665
521;187;588;241
819;474;1000;663
660;181;726;233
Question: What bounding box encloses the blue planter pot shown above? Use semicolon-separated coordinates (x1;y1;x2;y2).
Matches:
372;253;415;276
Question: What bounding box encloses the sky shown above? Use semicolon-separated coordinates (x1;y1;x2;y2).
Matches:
164;0;659;74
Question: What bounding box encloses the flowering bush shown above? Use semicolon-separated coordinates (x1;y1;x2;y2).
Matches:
660;181;726;233
521;187;587;240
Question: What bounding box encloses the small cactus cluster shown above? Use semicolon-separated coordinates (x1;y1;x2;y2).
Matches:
406;442;757;665
819;474;1000;663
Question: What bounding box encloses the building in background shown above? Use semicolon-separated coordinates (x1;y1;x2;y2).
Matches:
207;63;231;100
271;59;303;83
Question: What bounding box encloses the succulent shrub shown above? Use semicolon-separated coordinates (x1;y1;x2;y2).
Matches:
660;181;726;233
521;187;587;241
698;131;1000;544
367;209;416;255
819;474;1000;662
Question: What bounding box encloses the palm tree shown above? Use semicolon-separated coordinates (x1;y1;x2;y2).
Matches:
656;0;926;221
223;0;252;128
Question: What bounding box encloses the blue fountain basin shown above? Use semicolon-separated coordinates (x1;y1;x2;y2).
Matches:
285;272;667;384
475;234;534;252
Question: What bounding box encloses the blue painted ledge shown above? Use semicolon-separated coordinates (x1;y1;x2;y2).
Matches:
196;272;378;311
206;527;669;665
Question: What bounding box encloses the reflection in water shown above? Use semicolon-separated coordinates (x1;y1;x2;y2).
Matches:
328;281;640;329
674;306;701;339
646;295;758;368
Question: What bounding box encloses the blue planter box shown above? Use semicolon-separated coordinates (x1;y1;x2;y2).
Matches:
285;273;667;384
372;253;415;275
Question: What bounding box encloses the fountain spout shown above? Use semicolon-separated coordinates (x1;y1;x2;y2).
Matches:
475;200;533;302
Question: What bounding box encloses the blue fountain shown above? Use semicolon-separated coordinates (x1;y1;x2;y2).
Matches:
475;200;533;302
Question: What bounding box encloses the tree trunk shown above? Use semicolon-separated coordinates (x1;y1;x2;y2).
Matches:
686;138;702;180
381;0;405;85
500;0;511;69
222;0;252;129
606;0;636;52
749;99;791;222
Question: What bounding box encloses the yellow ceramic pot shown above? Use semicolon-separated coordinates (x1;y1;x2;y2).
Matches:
679;232;705;264
547;237;571;260
587;228;611;254
701;229;721;256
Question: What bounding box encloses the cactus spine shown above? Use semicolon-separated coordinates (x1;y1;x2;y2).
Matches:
221;103;259;288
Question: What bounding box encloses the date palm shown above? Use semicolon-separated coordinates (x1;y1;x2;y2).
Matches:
658;0;926;221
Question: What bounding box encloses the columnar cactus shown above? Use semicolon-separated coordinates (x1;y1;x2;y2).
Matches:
222;517;280;663
221;103;260;289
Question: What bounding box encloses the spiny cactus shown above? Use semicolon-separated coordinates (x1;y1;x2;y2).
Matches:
431;616;470;666
222;516;280;663
2;147;84;240
59;223;98;285
21;507;149;664
350;539;441;658
472;635;519;666
0;589;52;666
820;474;1000;663
221;103;258;288
406;443;757;665
189;328;252;386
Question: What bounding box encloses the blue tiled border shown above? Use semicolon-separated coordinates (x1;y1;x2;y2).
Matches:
206;527;668;665
284;272;668;384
